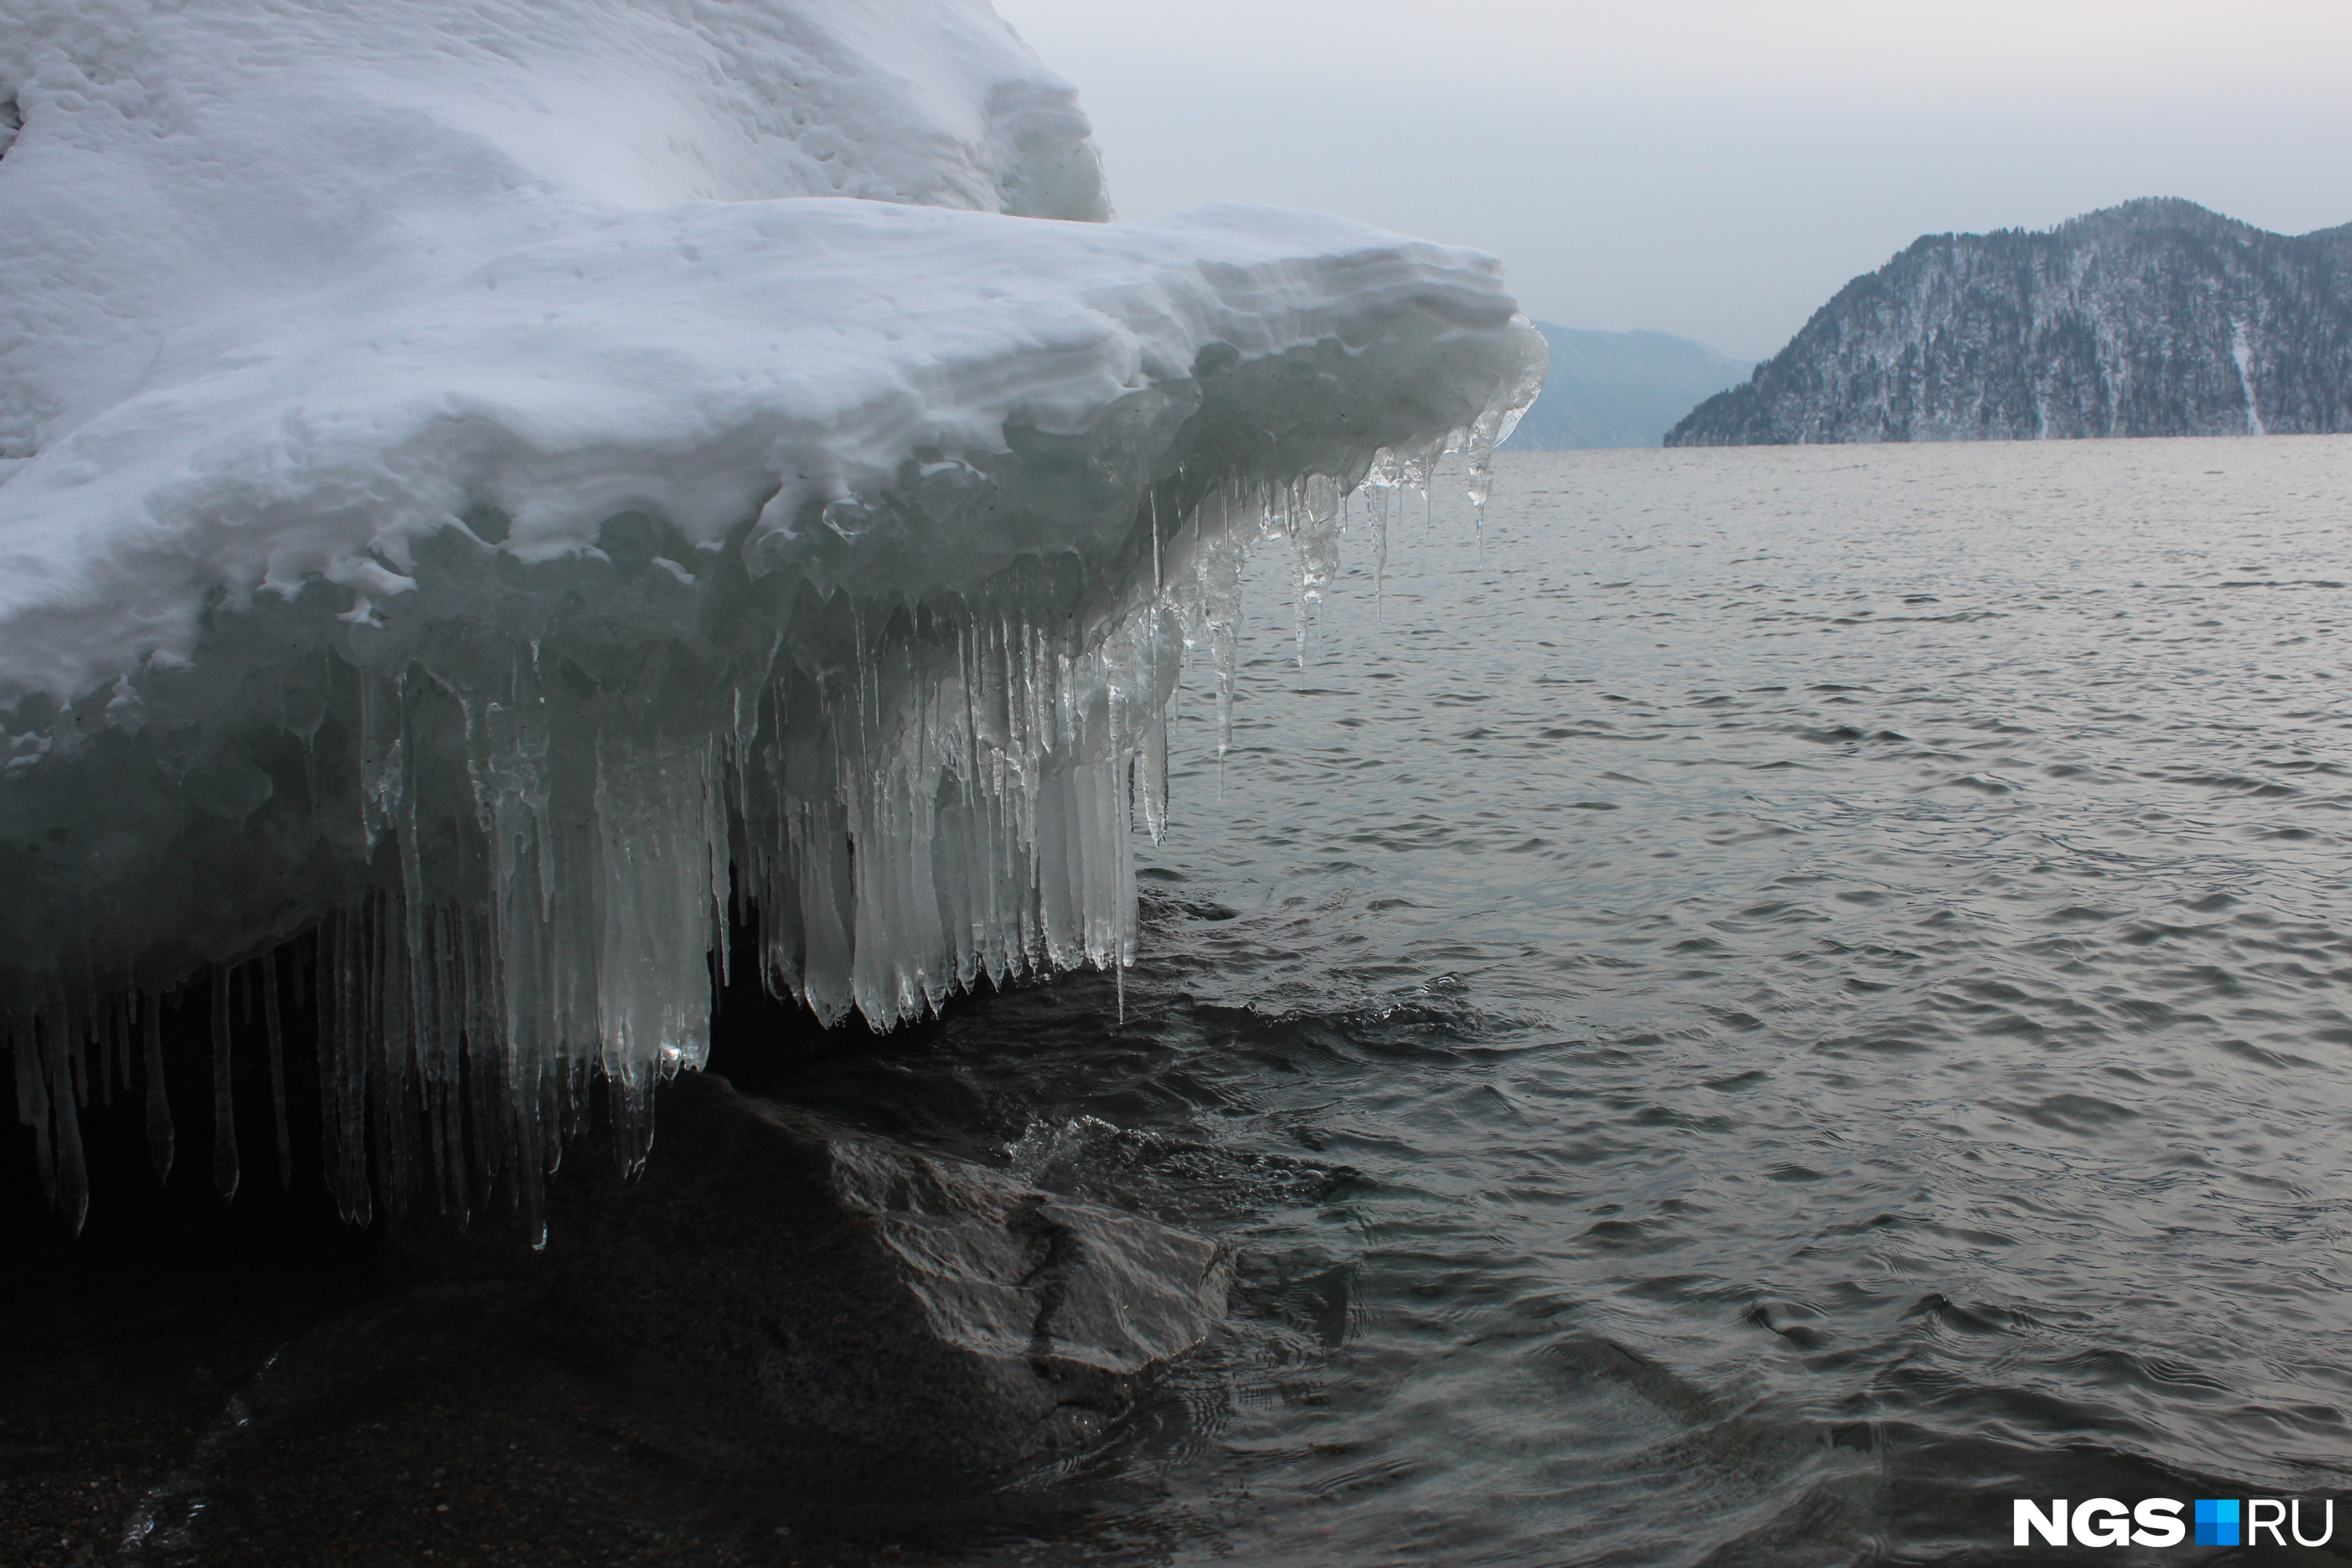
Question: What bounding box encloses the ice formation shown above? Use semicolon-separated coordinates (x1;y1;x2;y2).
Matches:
0;0;1543;1235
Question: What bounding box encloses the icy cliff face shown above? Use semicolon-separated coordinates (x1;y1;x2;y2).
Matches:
1668;199;2352;445
0;0;1543;1232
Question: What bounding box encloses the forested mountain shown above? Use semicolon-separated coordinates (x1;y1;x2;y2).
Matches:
1666;199;2352;445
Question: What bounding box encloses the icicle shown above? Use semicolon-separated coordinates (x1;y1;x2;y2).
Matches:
41;1015;89;1233
12;1021;47;1207
1373;491;1389;622
1288;474;1341;670
91;988;113;1110
1196;490;1243;760
0;505;1377;1229
1139;715;1170;843
142;995;172;1182
320;909;372;1229
67;1000;88;1112
211;967;238;1201
108;993;132;1109
0;304;1547;1235
263;949;292;1189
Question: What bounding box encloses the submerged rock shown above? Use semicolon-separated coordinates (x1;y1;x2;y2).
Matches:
532;1073;1232;1479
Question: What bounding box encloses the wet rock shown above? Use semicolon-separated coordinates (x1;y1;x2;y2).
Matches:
532;1072;1232;1481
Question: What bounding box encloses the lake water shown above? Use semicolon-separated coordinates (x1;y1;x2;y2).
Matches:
785;435;2352;1565
15;436;2350;1566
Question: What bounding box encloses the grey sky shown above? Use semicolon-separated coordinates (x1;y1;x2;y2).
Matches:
993;1;2352;360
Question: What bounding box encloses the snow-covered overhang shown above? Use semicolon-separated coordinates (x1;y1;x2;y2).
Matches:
0;0;1543;1232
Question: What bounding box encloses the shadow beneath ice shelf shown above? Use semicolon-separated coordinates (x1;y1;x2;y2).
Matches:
0;920;1192;1568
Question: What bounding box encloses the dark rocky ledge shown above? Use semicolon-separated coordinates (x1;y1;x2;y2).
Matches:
1;961;1244;1561
521;1072;1235;1480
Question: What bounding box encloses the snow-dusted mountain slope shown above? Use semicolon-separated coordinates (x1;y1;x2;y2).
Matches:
1668;199;2352;445
0;0;1541;1229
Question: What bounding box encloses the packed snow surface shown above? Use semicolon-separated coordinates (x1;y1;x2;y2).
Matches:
0;200;1521;702
0;0;1542;1232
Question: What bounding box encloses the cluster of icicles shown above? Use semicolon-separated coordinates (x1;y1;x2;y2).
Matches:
9;442;1488;1242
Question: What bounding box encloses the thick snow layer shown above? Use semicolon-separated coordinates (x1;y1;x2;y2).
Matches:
0;0;1106;456
0;0;1542;1232
0;198;1520;703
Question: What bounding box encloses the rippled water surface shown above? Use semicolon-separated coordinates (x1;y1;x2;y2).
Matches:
16;437;2350;1568
800;437;2352;1566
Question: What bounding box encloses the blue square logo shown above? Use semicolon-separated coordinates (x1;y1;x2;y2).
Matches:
2195;1499;2241;1547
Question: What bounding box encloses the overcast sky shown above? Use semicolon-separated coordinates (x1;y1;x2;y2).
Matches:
993;1;2352;361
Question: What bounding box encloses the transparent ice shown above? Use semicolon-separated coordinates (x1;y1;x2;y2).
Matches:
2;325;1543;1240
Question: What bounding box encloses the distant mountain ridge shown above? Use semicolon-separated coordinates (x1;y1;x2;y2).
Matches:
1502;325;1748;449
1666;199;2352;446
